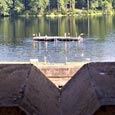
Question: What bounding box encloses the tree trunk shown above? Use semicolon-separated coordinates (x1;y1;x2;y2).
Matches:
71;0;75;11
57;0;61;12
12;0;15;8
87;0;89;10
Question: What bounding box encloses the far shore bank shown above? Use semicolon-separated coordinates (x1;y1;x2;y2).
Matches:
1;9;115;18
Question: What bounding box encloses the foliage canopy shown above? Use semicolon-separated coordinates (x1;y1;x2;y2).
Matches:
0;0;115;16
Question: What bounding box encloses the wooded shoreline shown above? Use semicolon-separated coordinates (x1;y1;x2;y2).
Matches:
0;0;115;17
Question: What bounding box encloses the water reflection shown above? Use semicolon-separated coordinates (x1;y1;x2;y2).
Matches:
33;40;84;63
0;15;115;62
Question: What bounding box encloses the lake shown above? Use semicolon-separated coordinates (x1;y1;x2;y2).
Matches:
0;15;115;63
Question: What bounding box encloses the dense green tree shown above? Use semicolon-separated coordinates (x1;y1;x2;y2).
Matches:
76;0;86;9
57;0;69;12
22;0;30;10
101;0;112;13
50;0;57;9
29;0;49;14
0;1;8;16
12;0;24;14
90;0;98;10
112;0;115;9
0;0;115;16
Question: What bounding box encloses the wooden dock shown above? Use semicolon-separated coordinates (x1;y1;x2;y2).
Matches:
33;36;80;41
33;33;84;42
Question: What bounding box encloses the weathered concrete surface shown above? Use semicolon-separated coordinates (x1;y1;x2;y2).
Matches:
21;65;60;115
0;64;31;107
0;64;60;115
0;62;115;115
38;65;83;87
61;64;100;115
87;63;115;106
61;62;115;115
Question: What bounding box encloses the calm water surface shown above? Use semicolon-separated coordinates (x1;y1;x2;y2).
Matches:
0;15;115;63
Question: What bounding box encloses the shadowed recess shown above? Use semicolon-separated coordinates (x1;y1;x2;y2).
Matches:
94;105;115;115
0;106;26;115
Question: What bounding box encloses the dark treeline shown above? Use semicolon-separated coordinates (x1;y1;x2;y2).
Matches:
0;0;115;16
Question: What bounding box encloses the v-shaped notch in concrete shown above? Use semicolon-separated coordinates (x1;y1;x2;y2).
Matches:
37;64;85;88
0;62;115;115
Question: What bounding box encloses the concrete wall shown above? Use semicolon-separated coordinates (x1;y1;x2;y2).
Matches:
0;62;115;115
38;65;82;87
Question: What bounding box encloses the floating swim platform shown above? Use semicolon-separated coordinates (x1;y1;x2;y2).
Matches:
33;36;82;41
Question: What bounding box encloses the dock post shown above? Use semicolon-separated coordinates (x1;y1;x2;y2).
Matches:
65;56;67;64
64;33;66;38
45;35;47;41
39;41;41;49
39;32;40;36
45;41;48;51
44;56;47;64
64;41;68;64
54;37;57;47
76;33;77;37
68;32;70;36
